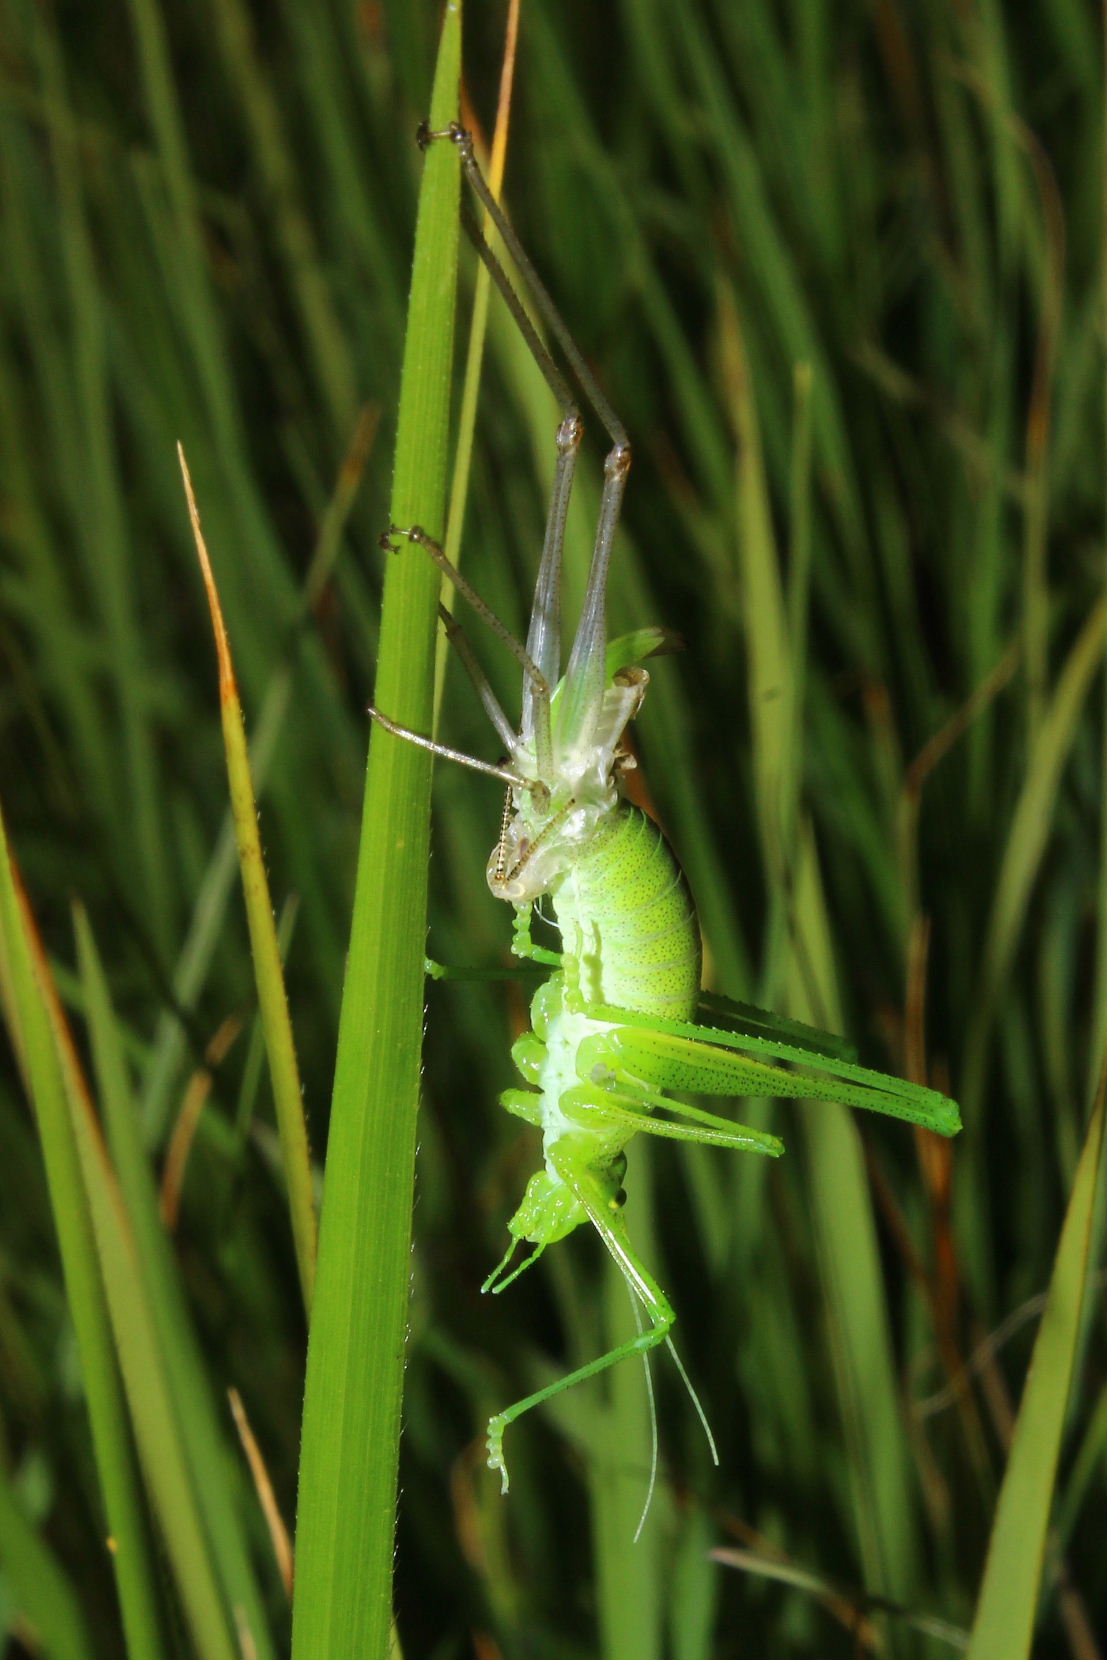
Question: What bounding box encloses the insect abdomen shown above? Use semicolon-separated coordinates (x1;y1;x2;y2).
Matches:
553;804;701;1020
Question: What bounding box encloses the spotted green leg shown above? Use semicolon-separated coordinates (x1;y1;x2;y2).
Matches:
579;1003;961;1136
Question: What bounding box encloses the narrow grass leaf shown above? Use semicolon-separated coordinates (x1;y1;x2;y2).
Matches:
180;444;318;1313
0;806;169;1660
724;292;799;879
726;303;923;1605
74;905;278;1660
438;0;520;636
966;1076;1106;1657
591;1167;664;1660
963;598;1107;1118
711;1545;969;1651
37;15;172;960
11;896;242;1660
0;1466;93;1660
140;411;376;1141
205;0;358;435
788;826;923;1610
0;803;166;1660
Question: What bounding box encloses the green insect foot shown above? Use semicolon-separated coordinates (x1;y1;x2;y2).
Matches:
486;1416;510;1495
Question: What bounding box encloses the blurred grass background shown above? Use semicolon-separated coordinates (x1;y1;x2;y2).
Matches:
1;1;1104;1657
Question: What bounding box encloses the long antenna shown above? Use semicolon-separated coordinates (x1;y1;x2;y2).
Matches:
420;122;629;452
420;122;633;765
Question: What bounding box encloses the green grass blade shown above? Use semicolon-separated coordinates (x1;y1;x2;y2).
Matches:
205;0;358;435
20;910;242;1660
58;1076;240;1660
2;846;257;1660
139;414;376;1141
74;905;278;1660
0;803;166;1660
290;8;461;1657
787;828;926;1613
725;292;800;880
180;449;318;1312
0;1463;93;1660
726;296;930;1613
438;10;519;687
36;17;171;961
962;598;1107;1121
966;1076;1106;1657
592;1167;664;1660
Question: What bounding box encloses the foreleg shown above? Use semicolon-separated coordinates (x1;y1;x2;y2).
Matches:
511;903;562;968
425;955;546;983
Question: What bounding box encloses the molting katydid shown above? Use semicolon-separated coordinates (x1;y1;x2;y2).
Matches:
371;122;961;1496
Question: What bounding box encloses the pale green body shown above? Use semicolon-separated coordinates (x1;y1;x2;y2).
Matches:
483;792;960;1489
551;804;702;1019
500;803;701;1251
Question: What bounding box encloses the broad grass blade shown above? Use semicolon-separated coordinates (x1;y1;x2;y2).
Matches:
290;8;462;1657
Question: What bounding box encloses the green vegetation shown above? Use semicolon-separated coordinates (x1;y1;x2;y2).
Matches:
0;3;1102;1657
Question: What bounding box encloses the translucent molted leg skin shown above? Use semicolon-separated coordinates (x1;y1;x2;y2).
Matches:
486;1413;511;1494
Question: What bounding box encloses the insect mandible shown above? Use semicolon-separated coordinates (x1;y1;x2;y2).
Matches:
370;121;961;1495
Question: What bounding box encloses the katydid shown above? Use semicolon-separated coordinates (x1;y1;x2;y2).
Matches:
371;122;960;1495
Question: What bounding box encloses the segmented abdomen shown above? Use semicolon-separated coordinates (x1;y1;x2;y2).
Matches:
550;804;700;1020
